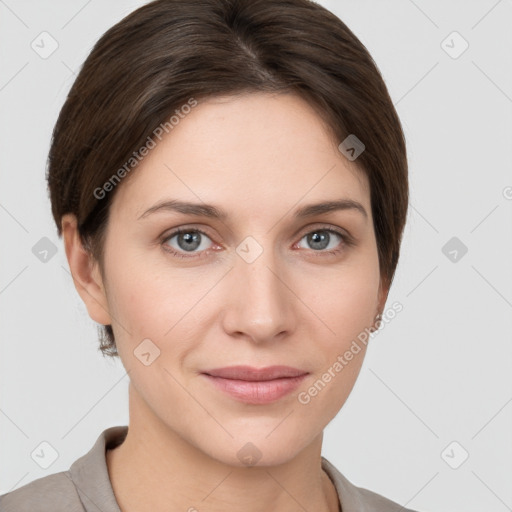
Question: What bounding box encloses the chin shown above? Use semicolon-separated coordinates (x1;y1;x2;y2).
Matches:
193;425;316;469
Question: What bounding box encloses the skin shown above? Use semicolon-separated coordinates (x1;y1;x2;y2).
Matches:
62;91;388;512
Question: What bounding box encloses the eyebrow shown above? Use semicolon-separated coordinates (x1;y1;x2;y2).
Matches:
137;198;368;221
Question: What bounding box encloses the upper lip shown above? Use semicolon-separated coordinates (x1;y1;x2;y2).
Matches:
203;365;308;381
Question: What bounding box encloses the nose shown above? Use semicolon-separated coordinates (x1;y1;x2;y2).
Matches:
221;241;296;344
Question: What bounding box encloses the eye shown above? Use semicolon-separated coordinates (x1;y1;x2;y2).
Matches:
161;225;354;260
161;228;215;259
296;226;353;256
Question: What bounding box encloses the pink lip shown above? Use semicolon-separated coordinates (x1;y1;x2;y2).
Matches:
201;365;309;405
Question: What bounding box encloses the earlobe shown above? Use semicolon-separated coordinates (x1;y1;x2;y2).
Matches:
61;213;112;326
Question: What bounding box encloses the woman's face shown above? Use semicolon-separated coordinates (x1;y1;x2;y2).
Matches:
96;92;386;466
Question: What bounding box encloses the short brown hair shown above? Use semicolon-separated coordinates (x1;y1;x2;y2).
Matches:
47;0;408;358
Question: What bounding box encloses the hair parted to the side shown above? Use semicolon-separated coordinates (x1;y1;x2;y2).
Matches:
47;0;408;359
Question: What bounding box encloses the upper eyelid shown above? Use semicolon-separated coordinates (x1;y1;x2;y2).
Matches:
163;223;348;239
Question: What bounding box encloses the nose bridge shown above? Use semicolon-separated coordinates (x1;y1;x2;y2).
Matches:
237;236;285;307
225;234;293;340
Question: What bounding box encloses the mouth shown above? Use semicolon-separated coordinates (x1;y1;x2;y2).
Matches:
201;365;309;405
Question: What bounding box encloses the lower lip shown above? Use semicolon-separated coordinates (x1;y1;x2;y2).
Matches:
202;374;308;405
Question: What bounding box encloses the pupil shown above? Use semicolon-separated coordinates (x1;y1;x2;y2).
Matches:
309;231;329;250
179;232;200;251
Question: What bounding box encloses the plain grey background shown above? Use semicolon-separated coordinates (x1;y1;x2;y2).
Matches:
1;1;511;511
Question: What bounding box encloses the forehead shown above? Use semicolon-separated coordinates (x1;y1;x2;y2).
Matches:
109;92;370;220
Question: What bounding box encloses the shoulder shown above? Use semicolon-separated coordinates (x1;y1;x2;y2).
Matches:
0;470;84;512
0;426;127;512
344;480;421;511
322;456;423;512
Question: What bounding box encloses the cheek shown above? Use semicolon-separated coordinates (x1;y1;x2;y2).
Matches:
295;269;377;425
306;255;380;347
322;279;377;340
103;246;217;364
108;274;189;344
101;241;172;345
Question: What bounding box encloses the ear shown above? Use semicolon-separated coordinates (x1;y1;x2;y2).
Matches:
61;213;112;326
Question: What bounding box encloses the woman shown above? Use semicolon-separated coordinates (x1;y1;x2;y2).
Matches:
0;0;418;510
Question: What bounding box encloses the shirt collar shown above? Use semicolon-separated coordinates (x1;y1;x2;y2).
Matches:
321;455;372;512
68;425;127;512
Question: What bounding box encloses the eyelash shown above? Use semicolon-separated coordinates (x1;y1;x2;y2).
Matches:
160;225;355;260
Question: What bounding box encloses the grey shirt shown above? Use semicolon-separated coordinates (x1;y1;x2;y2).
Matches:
0;425;420;511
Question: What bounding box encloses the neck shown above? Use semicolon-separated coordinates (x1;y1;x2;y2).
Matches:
106;385;340;512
